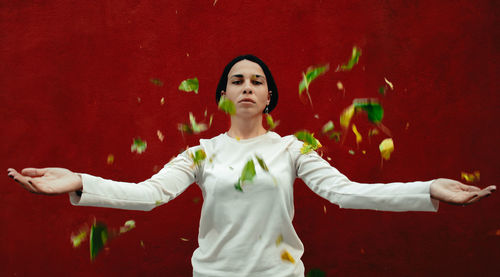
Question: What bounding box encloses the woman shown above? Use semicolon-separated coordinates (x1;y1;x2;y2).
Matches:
7;55;496;277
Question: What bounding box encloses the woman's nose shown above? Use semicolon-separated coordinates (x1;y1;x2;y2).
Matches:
243;80;253;94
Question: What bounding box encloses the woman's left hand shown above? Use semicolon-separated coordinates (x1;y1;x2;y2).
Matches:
430;178;496;205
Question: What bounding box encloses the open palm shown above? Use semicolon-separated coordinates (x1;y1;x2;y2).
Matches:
7;167;82;195
430;178;496;205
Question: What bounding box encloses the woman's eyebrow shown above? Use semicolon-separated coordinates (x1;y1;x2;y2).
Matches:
229;74;266;79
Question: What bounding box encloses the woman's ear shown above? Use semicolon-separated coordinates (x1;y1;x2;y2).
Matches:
221;90;226;96
267;91;272;104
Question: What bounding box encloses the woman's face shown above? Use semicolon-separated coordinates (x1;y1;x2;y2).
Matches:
222;60;270;117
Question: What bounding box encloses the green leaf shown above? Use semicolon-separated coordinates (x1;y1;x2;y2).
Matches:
178;78;199;94
131;137;147;154
266;114;279;130
354;99;384;123
178;113;207;134
218;95;236;115
255;155;269;172
298;65;329;95
90;222;108;261
71;229;88;248
119;220;136;234
378;86;386;95
235;159;256;192
189;149;207;167
338;46;362;71
150;78;164;87
321;121;335;134
294;131;322;154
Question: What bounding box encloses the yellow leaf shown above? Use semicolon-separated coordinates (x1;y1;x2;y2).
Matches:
461;171;480;183
340;104;355;129
106;154;114;165
276;234;283;246
384;77;394;90
352;124;362;145
336;81;344;90
281;250;295;264
379;138;394;160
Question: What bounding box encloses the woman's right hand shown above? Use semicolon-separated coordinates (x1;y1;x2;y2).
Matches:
7;167;82;195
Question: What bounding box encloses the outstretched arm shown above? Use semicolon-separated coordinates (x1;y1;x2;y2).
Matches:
430;178;496;205
7;167;82;195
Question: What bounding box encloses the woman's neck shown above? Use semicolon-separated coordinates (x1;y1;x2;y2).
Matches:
227;114;267;139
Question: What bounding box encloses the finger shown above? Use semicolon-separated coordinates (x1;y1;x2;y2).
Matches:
7;168;18;179
485;185;496;192
465;190;492;204
21;168;48;177
458;183;481;192
13;175;39;193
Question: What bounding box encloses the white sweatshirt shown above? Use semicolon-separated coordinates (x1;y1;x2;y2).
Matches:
69;131;438;276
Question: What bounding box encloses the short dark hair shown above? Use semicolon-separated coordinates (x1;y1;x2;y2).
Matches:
215;54;278;113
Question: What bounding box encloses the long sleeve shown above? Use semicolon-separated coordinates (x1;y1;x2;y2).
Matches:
290;139;439;212
68;148;200;211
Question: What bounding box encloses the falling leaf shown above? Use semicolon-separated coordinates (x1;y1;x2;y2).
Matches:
327;157;331;161
294;131;322;154
379;138;394;160
337;46;362;71
353;99;384;124
71;227;89;248
209;114;214;127
160;97;165;105
192;197;201;203
378;86;386;95
314;114;319;119
306;268;326;277
178;113;207;134
348;149;355;155
119;220;136;234
90;222;108;261
336;81;344;90
178;78;199;94
405;122;410;130
384;77;394;90
276;234;283;246
362;150;366;154
107;154;114;165
461;171;480;183
322;121;335;134
150;78;164;87
323;205;327;214
368;129;379;137
281;250;295;263
137;97;141;103
266;114;279;130
140;240;145;248
218;95;236;115
298;64;329;105
131;137;147;154
155;200;162;206
189;149;207;167
235;159;256;192
213;0;218;6
180;238;189;242
157;130;164;142
340;104;355;129
352;124;362;145
255;155;269;172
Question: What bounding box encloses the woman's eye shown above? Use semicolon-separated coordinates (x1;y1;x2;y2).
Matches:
252;81;262;85
232;80;242;84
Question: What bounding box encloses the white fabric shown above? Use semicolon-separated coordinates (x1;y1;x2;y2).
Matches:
69;131;439;276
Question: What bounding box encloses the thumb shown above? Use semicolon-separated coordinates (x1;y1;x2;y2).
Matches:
21;168;48;177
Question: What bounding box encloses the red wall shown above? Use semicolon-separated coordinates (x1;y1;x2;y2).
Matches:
1;1;499;276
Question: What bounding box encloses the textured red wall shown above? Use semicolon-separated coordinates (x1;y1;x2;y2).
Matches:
1;1;499;276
